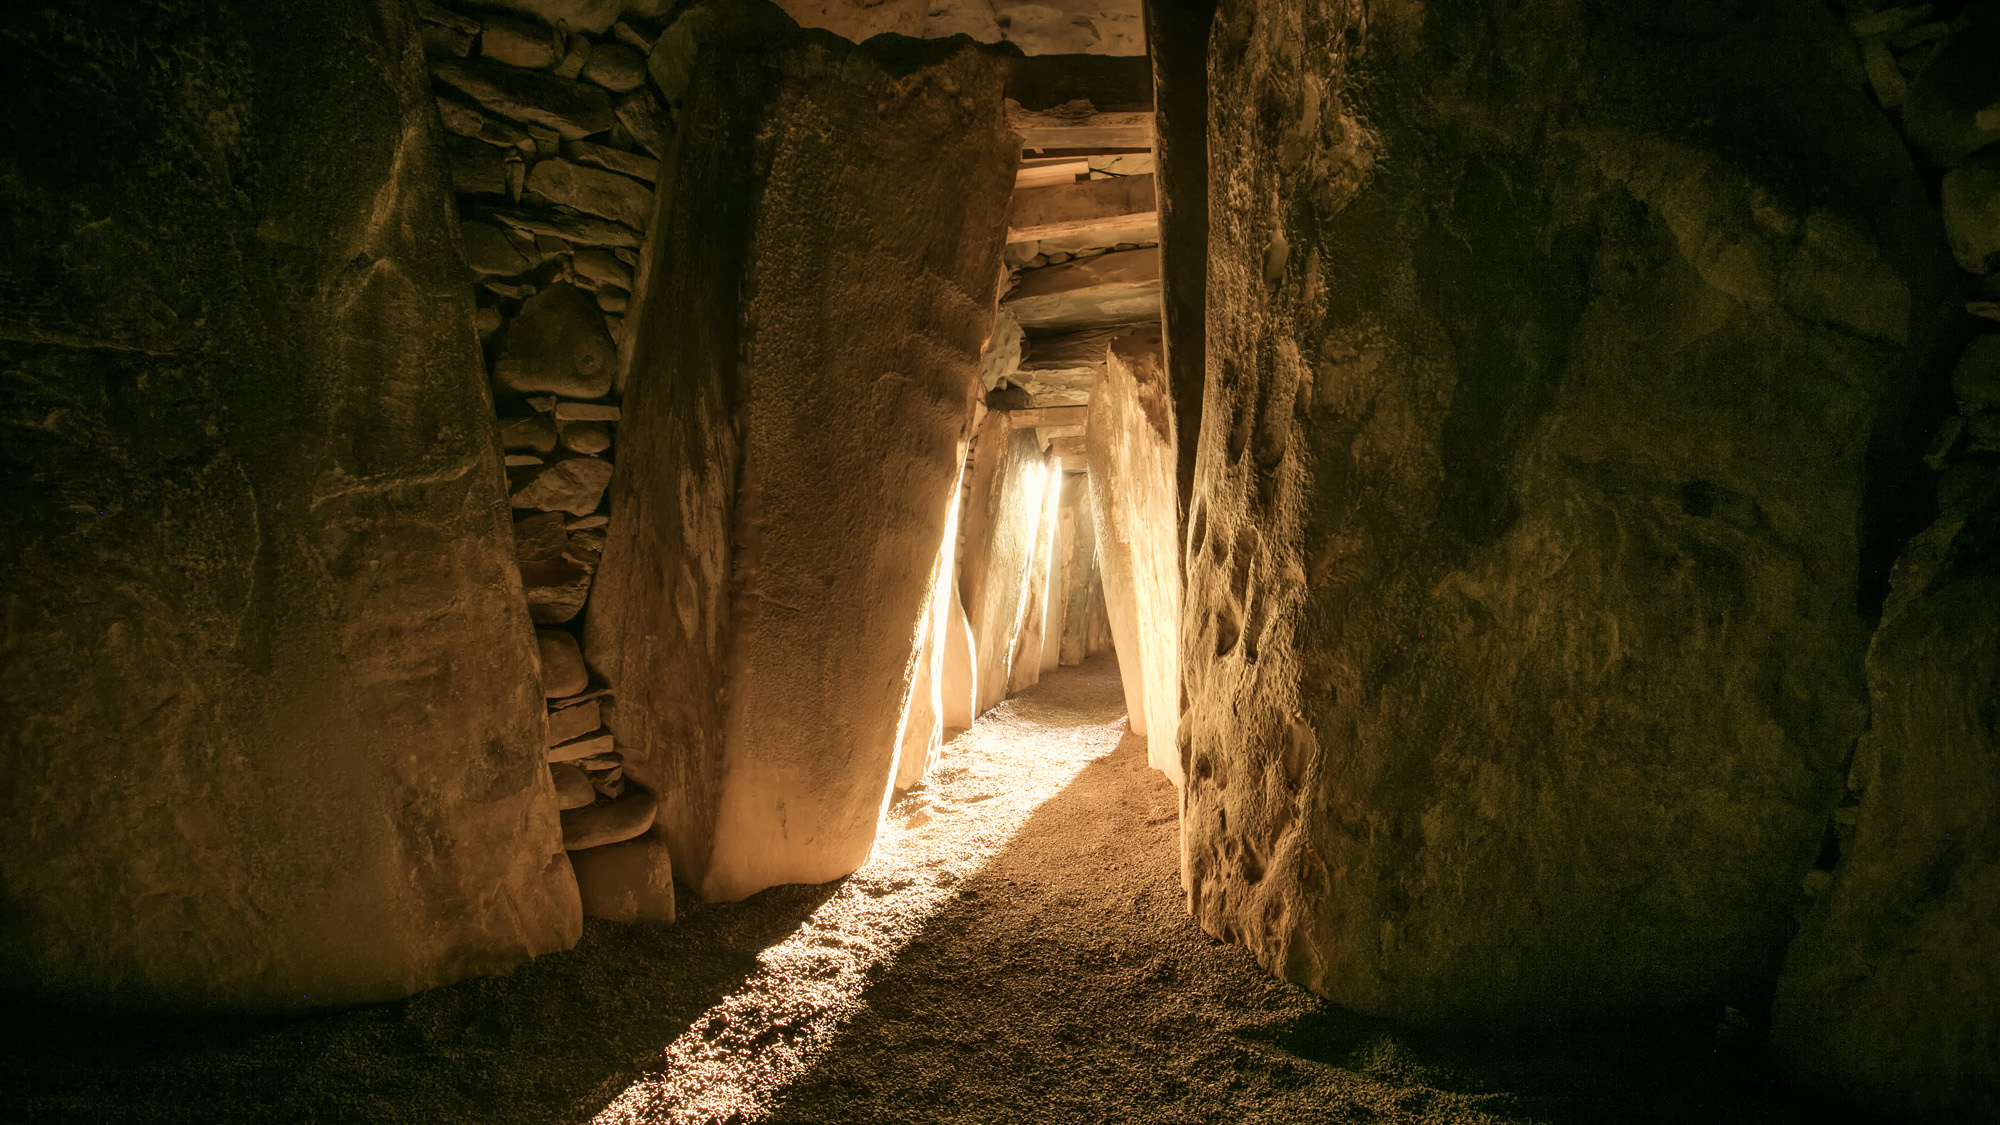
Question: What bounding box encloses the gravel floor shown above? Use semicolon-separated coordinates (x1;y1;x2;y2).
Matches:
1;658;1882;1124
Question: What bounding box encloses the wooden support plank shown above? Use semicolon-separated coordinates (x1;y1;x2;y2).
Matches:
1008;99;1154;151
1015;158;1089;190
1003;405;1090;429
1009;174;1158;243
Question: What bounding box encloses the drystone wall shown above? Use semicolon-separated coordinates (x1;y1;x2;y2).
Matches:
584;11;1016;903
1176;0;1959;1022
0;0;582;1009
1768;6;2000;1119
417;0;678;923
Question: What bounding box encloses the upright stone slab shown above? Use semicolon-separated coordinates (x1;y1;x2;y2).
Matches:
1058;474;1100;666
586;17;1014;902
0;0;579;1009
1008;468;1063;695
1178;0;1956;1018
941;581;978;731
1086;326;1181;780
960;414;1055;715
1042;489;1074;675
1770;497;2000;1121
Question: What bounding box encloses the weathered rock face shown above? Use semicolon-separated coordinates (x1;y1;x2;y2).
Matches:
960;416;1055;716
0;0;580;1008
1058;473;1101;665
1086;326;1181;780
897;493;962;790
586;16;1015;902
941;579;978;731
1007;467;1064;694
1174;0;1955;1019
1769;497;2000;1121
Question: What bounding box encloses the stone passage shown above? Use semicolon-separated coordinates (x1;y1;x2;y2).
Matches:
420;0;678;924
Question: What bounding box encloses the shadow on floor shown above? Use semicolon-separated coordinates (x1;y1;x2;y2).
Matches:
0;881;837;1125
756;727;1886;1125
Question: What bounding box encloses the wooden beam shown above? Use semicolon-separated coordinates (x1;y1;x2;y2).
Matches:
1008;100;1154;151
1009;174;1158;243
1003;405;1090;429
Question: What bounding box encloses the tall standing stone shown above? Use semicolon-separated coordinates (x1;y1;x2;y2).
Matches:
1174;0;1956;1019
1770;497;2000;1120
0;0;579;1009
960;416;1054;716
1086;326;1181;780
585;15;1015;902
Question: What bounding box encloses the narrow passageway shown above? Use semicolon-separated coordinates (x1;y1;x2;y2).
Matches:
2;659;1861;1124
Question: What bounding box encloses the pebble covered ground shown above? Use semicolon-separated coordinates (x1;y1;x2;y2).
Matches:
2;659;1885;1124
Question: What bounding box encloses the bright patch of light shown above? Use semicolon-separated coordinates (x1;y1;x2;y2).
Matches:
590;675;1129;1125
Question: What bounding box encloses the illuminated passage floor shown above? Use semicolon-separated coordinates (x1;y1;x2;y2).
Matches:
2;659;1861;1125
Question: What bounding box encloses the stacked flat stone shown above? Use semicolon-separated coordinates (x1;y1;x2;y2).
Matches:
422;2;674;925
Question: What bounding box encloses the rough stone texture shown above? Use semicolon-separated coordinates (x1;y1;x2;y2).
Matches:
1004;248;1162;333
1901;27;2000;169
0;0;579;1010
1768;497;2000;1121
537;629;588;697
560;791;657;850
769;0;1143;55
550;762;598;809
514;511;603;624
480;13;561;70
1942;152;2000;276
1057;473;1100;666
586;18;1015;902
1007;467;1064;695
509;454;613;515
1041;487;1072;675
569;829;678;924
547;697;602;745
942;579;977;731
1176;0;1956;1020
431;56;615;140
525;158;655;231
491;282;619;398
1086;326;1180;780
897;495;962;789
960;417;1054;717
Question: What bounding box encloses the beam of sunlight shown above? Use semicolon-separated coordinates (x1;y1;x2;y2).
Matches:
591;684;1130;1124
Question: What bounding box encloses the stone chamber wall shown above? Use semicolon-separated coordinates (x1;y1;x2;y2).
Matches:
417;0;681;925
1161;0;1997;1117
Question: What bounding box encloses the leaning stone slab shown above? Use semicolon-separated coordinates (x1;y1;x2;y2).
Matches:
430;57;615;140
492;282;619;397
561;791;657;850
